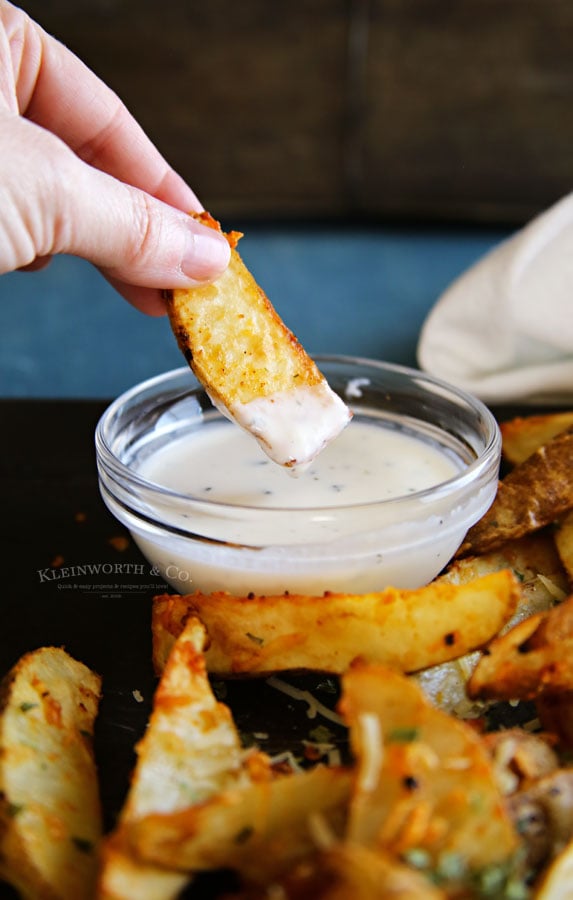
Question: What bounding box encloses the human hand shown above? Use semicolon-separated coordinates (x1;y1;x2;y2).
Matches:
0;1;230;314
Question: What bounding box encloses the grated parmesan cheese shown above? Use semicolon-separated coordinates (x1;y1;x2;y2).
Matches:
268;750;304;773
536;573;567;602
266;676;346;726
355;712;383;793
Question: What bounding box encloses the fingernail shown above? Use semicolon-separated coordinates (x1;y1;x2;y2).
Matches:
181;224;230;282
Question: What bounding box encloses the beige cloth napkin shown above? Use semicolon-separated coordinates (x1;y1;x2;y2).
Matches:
417;193;573;404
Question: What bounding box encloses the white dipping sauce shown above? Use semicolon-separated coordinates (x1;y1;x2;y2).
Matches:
129;416;490;596
141;420;460;509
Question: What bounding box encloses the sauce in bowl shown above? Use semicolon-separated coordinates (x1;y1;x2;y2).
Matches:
96;359;501;597
140;419;461;511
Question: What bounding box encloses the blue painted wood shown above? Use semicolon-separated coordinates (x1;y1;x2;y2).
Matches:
0;225;508;398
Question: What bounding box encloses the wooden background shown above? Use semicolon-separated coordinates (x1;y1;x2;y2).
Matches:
18;0;573;225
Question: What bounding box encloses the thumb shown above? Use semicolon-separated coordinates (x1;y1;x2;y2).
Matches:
69;170;232;289
0;116;230;301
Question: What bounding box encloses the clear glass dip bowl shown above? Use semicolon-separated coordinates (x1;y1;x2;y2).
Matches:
95;356;501;596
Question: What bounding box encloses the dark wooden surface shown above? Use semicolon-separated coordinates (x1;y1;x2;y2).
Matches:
18;0;573;225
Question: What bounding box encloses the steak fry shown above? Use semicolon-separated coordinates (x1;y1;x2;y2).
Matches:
165;213;351;470
458;427;573;557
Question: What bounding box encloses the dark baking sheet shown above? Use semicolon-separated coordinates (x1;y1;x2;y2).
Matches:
0;399;352;897
0;398;556;897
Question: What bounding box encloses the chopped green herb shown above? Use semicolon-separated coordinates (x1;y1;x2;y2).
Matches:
309;724;334;744
7;802;24;818
245;632;264;646
478;863;510;895
387;725;419;743
505;880;531;900
435;851;466;882
402;847;431;870
19;702;38;713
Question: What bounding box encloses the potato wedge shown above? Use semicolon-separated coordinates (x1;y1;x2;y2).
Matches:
441;531;568;601
98;616;266;899
278;843;446;899
468;594;573;749
500;411;573;465
339;662;518;879
130;764;352;885
536;836;573;899
555;509;573;588
0;647;102;900
416;533;568;717
458;427;573;557
467;594;573;704
166;213;351;470
151;571;520;677
470;612;573;697
97;834;188;900
151;593;189;676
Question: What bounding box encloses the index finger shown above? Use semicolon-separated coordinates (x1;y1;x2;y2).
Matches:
6;2;200;212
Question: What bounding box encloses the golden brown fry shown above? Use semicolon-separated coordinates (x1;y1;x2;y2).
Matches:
129;764;352;885
555;510;573;589
278;843;446;899
500;411;573;465
151;571;520;677
441;532;568;600
0;647;102;900
97;833;188;900
166;213;350;469
468;594;573;703
98;616;266;899
151;593;189;675
415;533;569;717
536;835;573;899
440;530;568;629
458;427;573;557
339;662;518;876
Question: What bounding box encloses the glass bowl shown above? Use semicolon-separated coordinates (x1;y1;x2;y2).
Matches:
95;356;501;596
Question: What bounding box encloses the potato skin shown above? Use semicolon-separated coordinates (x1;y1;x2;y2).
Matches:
0;647;102;900
458;428;573;557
